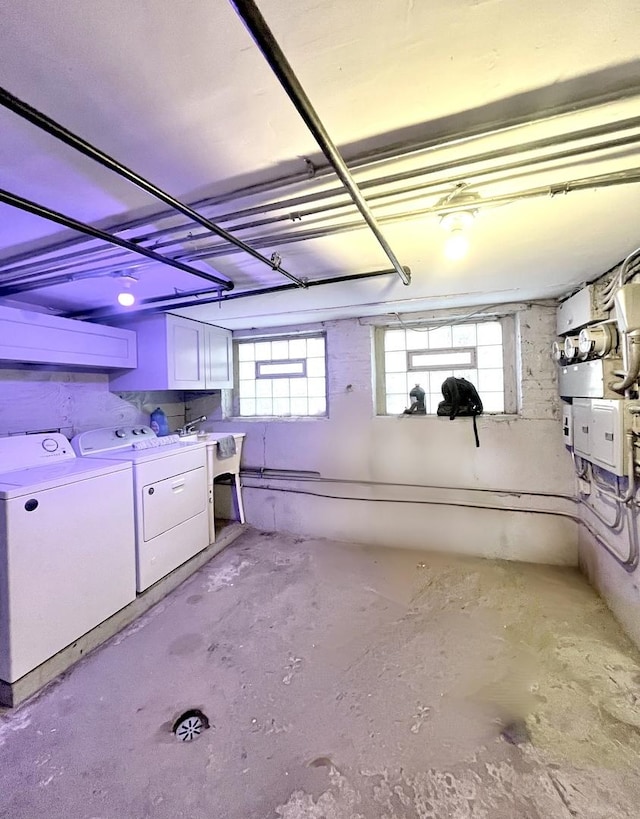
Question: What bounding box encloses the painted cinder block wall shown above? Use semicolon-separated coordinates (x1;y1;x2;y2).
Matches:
201;301;578;565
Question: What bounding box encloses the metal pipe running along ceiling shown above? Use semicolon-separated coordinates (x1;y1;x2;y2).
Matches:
0;87;306;289
68;268;397;321
229;0;411;287
0;188;234;290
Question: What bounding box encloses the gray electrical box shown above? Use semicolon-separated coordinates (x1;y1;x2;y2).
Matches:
557;285;607;335
558;358;622;399
572;398;638;475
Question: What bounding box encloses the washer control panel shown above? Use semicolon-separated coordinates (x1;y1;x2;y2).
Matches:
0;433;74;473
71;426;156;455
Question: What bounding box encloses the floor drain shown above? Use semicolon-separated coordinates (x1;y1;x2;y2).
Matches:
172;709;210;742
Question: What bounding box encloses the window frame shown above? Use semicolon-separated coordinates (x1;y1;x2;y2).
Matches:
233;331;328;418
375;315;517;416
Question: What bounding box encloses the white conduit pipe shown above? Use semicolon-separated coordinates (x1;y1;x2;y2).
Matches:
610;330;640;394
601;246;640;311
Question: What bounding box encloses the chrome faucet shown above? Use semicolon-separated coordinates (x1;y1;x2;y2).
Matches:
177;415;207;436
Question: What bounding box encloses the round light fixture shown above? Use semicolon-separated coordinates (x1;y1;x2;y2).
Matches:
440;211;475;261
117;291;135;307
115;271;138;307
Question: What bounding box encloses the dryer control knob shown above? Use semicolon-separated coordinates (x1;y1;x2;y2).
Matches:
42;438;59;452
115;429;127;438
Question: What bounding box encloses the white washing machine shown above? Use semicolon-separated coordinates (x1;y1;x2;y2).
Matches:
0;433;136;684
72;427;209;592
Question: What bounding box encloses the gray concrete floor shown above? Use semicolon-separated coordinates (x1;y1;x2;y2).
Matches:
1;529;640;818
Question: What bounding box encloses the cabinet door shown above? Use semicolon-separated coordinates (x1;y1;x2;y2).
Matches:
166;315;206;389
572;399;591;459
204;325;233;389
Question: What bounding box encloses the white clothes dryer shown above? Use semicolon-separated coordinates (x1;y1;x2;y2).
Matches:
0;433;136;685
72;427;209;591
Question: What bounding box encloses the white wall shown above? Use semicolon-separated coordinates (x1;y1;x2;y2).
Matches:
203;301;579;564
0;367;186;438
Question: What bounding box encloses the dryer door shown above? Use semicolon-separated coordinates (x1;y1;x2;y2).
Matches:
142;466;206;541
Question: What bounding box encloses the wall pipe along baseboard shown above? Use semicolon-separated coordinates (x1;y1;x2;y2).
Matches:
65;268;397;320
0;188;234;292
3;86;640;272
241;477;639;572
0;87;306;289
229;0;410;287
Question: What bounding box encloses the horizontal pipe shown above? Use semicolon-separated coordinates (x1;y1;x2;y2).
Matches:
5;112;640;283
3;85;640;272
66;268;396;320
0;188;234;291
229;0;411;286
0;87;305;288
176;167;640;264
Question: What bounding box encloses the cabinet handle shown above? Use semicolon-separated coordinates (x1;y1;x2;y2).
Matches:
605;432;614;441
172;479;186;493
581;426;589;434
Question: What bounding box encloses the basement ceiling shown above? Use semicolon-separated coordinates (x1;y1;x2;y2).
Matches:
1;0;640;329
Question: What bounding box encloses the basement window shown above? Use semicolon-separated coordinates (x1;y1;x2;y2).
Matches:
235;334;327;417
377;317;515;415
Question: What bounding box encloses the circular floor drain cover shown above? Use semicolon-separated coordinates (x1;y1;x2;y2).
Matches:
172;709;210;742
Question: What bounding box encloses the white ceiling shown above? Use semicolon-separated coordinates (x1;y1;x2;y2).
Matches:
1;0;640;329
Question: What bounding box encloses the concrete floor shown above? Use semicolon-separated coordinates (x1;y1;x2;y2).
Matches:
1;529;640;819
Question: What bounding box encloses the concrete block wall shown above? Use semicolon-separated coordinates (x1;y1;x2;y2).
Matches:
202;301;579;565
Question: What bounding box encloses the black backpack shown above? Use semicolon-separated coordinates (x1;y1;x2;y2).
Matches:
437;377;483;447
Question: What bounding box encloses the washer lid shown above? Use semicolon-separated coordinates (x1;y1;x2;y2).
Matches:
0;457;132;499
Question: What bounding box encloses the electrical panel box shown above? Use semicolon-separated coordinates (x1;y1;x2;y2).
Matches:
558;358;623;399
572;398;638;476
561;403;573;447
556;285;607;335
572;398;591;459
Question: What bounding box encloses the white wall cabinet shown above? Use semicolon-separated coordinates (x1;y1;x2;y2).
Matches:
0;305;137;370
109;313;233;391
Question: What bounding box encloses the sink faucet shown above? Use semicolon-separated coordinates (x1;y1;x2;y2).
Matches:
177;415;207;436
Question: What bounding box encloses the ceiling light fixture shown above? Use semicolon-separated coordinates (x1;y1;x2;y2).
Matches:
115;271;138;307
440;211;475;260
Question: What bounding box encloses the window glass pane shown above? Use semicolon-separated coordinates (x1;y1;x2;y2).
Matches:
452;324;476;346
239;398;256;416
306;337;325;357
255;379;272;399
256;398;273;415
386;372;407;393
385;351;407;372
478;368;504;392
288;338;307;358
254;341;272;360
482;392;504;413
290;378;308;397
239;361;255;380
272;397;291;416
477;321;502;345
239;379;256;398
290;397;308;415
258;361;304;376
429;394;441;413
386;394;406;414
477;345;503;368
308;377;325;397
308;396;326;416
306;357;325;377
385;329;406;351
271;340;289;359
238;343;255;362
428;326;452;348
405;329;428;350
272;379;289;398
411;350;473;368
